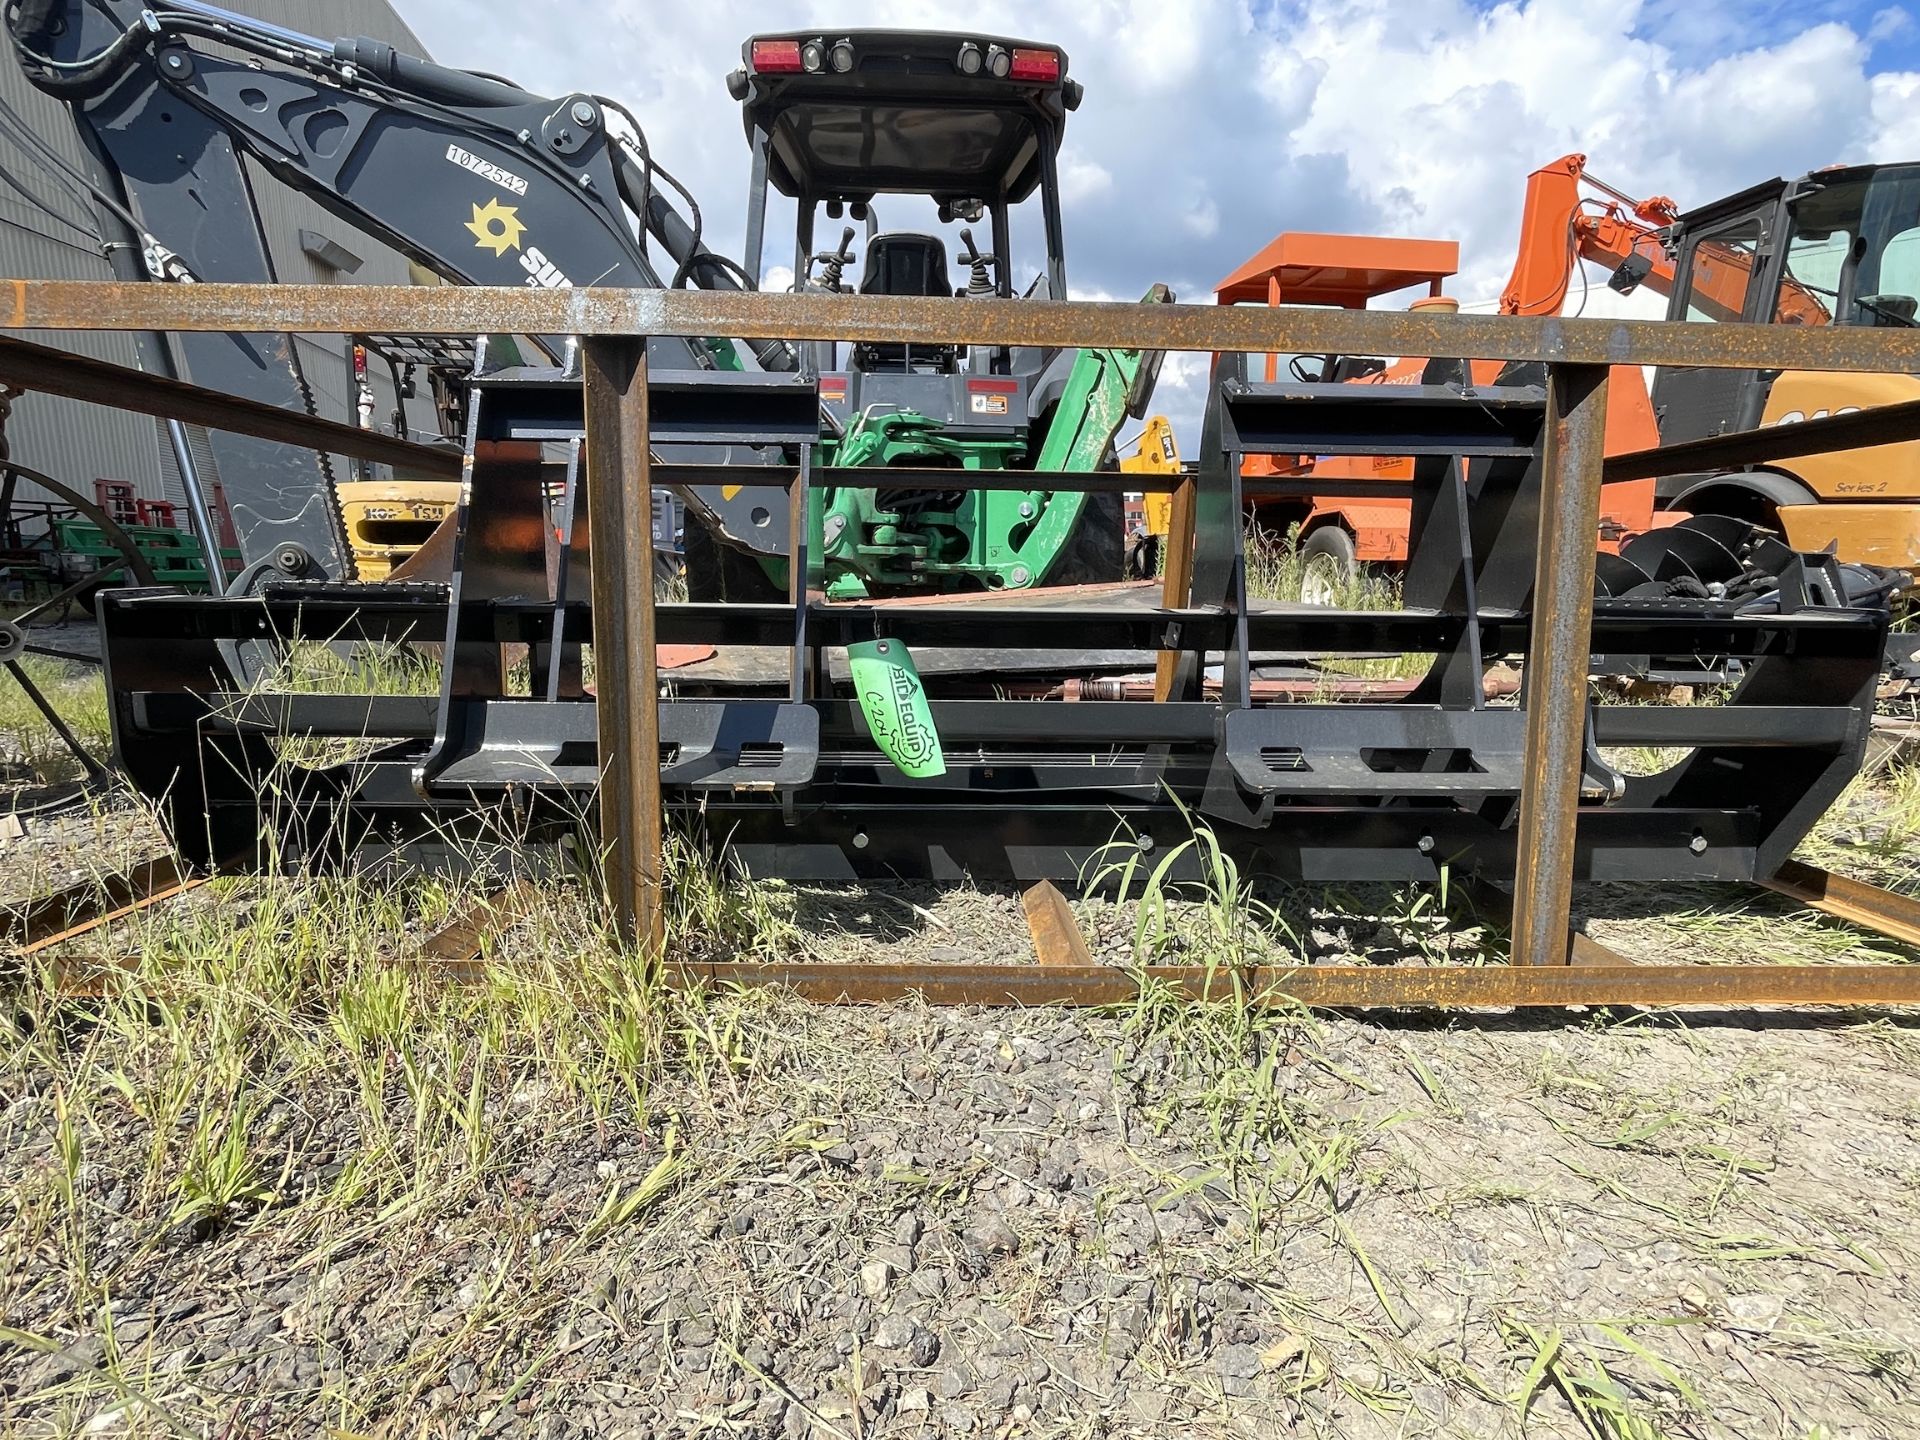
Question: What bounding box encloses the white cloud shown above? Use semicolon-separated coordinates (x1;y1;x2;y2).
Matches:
1057;151;1115;207
395;0;1919;447
1870;6;1913;44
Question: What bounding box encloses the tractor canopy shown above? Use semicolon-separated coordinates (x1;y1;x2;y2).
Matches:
729;31;1076;208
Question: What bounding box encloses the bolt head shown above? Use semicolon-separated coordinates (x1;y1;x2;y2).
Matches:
1010;565;1031;586
1688;834;1709;854
571;100;598;126
1417;834;1436;854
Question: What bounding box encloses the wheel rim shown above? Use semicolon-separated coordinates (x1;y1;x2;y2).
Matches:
1;461;148;810
1299;554;1344;607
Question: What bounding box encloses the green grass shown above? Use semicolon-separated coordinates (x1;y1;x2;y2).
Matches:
0;656;109;786
1241;523;1400;612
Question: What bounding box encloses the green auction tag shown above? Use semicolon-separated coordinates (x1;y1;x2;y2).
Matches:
847;638;946;778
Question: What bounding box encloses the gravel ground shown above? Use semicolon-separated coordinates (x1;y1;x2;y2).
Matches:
4;992;1918;1438
3;704;1919;1437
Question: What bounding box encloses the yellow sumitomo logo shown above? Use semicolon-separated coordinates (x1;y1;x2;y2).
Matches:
465;198;526;256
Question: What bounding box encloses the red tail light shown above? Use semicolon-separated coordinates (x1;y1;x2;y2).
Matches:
750;39;804;73
1009;47;1060;82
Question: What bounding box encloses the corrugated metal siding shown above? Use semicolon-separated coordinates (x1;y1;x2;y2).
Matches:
0;0;439;520
0;66;166;507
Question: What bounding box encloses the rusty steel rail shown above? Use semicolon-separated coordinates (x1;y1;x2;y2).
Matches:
583;337;666;953
0;332;462;477
2;855;203;957
1512;366;1609;967
1762;859;1920;950
669;960;1920;1008
10;279;1920;373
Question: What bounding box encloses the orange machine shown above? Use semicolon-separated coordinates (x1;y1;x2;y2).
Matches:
1498;153;1830;326
1216;231;1660;599
1495;154;1920;576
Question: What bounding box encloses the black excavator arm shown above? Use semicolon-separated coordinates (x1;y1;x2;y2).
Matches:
8;0;792;579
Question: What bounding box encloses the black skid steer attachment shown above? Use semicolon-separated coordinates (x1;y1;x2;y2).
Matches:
97;353;1889;887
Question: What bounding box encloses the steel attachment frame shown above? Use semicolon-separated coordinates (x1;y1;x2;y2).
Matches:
5;280;1919;1006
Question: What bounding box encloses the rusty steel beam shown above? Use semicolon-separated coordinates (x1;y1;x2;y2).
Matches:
1512;366;1610;967
417;881;540;964
3;856;203;957
669;960;1920;1008
584;337;665;955
1452;874;1637;968
0;333;461;478
1020;881;1096;967
9;280;1920;374
1761;860;1920;950
1605;396;1920;483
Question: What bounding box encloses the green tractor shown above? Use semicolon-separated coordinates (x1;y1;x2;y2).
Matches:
686;30;1167;601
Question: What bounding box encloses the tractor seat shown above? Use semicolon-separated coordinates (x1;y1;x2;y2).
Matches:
854;234;959;373
860;233;953;297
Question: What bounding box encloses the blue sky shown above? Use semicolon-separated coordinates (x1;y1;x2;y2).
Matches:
396;0;1920;443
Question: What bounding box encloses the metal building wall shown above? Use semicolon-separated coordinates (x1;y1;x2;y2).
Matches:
0;0;442;520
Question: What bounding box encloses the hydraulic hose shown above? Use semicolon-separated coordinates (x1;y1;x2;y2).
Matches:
613;145;795;373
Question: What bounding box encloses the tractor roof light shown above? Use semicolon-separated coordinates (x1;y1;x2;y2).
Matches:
1009;47;1060;82
749;38;804;73
955;41;982;75
984;44;1011;78
829;38;855;72
800;38;826;72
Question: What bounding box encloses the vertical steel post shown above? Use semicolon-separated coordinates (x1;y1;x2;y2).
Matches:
1152;476;1197;703
1512;364;1609;967
583;337;664;954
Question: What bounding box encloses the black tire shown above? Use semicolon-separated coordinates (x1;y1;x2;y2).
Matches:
1126;531;1162;580
681;515;784;602
1298;524;1357;605
1042;490;1126;586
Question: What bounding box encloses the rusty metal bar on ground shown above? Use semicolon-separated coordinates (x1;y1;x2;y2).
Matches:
9;280;1920;374
1511;366;1609;967
1452;875;1637;968
3;856;203;957
416;881;542;964
669;960;1920;1008
583;336;665;955
1761;859;1920;950
1020;881;1096;967
0;332;462;478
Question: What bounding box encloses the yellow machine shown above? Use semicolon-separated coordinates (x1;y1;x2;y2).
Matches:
335;479;462;581
1121;416;1181;576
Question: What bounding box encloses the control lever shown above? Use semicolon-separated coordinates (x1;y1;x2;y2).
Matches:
958;228;999;297
808;226;857;293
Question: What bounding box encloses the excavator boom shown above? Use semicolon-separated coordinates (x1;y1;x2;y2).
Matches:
1499;153;1827;326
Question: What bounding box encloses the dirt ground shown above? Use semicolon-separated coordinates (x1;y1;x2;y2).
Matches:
2;664;1919;1438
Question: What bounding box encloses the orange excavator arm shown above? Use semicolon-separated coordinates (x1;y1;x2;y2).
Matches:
1499;154;1682;315
1498;154;1830;326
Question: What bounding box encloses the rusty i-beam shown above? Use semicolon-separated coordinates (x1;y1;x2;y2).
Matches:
582;337;665;955
1512;365;1609;967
